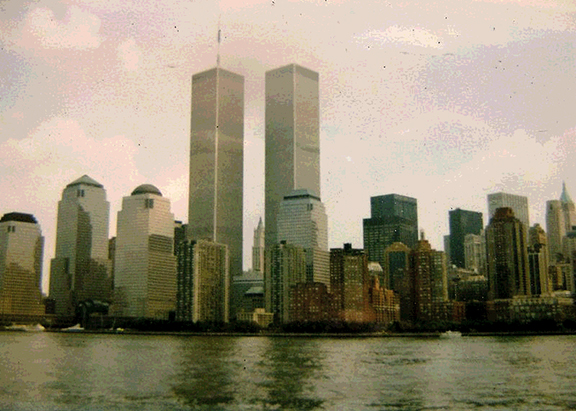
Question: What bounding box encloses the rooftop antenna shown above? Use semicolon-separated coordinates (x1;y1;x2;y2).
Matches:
217;14;221;68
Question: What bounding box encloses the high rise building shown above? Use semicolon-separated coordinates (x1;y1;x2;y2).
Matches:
407;235;448;322
0;212;44;317
528;224;550;296
276;189;329;286
485;207;530;300
264;241;307;323
188;67;244;280
363;194;418;272
448;208;483;268
560;182;576;232
487;192;529;231
252;217;265;274
546;183;576;263
464;232;486;275
49;175;112;317
330;244;371;323
113;184;177;319
176;239;229;323
265;64;320;248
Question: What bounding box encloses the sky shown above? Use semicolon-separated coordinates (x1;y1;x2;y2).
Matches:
1;0;575;293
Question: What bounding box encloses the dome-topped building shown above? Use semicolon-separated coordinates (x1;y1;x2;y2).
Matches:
131;184;163;197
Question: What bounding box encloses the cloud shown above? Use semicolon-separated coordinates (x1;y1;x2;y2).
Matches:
117;38;142;71
356;25;444;50
15;5;102;51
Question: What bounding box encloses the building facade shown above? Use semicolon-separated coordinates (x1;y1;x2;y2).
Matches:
363;194;418;273
276;189;329;287
0;213;44;317
487;192;529;232
464;232;487;275
176;239;229;323
448;208;483;268
485;207;530;300
265;64;320;248
252;217;265;274
113;184;177;319
49;175;112;317
188;67;244;280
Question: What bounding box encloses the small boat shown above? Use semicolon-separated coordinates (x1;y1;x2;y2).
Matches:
61;324;85;332
440;330;462;338
5;323;45;332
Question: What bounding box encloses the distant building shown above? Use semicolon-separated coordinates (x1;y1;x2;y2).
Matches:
448;208;483;268
382;242;411;292
363;194;418;273
547;183;576;263
367;275;400;325
487;295;575;323
277;189;329;287
237;308;274;328
230;270;264;320
252;218;265;274
173;221;187;257
188;67;244;280
464;232;486;275
265;64;320;249
0;212;44;317
113;184;177;319
485;207;530;300
330;244;371;323
487;192;529;235
176;239;229;323
49;175;112;317
264;242;307;323
407;234;449;323
290;282;332;323
528;224;550;296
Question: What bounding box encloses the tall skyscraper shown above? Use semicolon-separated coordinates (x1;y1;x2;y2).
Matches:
252;217;265;274
363;194;418;272
464;232;486;275
114;184;177;319
0;212;44;316
546;183;576;262
488;192;529;231
528;224;550;296
448;208;483;268
49;175;111;316
485;207;530;300
188;67;244;280
276;189;329;286
265;64;320;248
176;239;229;323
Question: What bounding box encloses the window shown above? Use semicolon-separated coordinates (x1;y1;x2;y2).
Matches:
7;226;15;233
77;189;85;197
145;198;154;209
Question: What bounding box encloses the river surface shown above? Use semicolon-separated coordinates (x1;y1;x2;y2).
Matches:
1;332;575;410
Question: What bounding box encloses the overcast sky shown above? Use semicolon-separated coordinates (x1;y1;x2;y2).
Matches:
1;0;575;293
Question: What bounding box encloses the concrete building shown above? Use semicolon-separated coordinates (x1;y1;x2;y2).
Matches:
290;282;332;323
230;270;264;320
407;235;449;323
264;242;307;323
188;67;244;280
265;64;320;248
0;212;44;317
485;207;530;300
49;175;112;317
528;224;550;296
363;194;418;273
464;232;486;275
176;239;229;323
547;183;576;263
113;184;177;319
252;217;265;274
276;189;329;287
487;192;529;232
330;244;371;323
448;208;483;268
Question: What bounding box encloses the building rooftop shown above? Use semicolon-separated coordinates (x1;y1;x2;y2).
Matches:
283;188;321;202
66;175;103;189
0;212;38;224
131;184;163;197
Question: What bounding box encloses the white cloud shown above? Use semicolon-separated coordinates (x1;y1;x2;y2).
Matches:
16;5;102;51
357;25;444;50
117;38;142;71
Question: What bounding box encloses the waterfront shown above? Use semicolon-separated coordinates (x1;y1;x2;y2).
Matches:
1;333;575;410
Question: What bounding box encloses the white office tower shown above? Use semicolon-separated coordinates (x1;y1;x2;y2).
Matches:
276;189;329;287
114;184;177;319
0;213;44;316
50;175;112;316
252;217;265;274
488;192;530;230
546;183;576;263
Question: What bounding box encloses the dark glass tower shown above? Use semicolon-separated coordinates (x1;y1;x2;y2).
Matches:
448;208;483;268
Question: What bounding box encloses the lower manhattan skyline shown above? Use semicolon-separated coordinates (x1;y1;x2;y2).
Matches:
1;0;575;294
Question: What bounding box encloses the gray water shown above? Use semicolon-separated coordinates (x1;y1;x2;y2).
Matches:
1;333;575;410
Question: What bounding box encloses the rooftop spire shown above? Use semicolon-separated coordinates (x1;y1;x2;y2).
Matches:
561;181;573;204
216;15;221;68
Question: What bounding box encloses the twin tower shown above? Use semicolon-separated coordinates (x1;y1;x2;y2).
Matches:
189;64;321;280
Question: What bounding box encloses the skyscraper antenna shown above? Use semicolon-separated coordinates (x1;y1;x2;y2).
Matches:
217;15;221;68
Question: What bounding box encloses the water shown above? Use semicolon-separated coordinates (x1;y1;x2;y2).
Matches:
1;332;575;410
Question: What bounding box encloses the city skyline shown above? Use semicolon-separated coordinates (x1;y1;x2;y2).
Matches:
1;0;575;293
